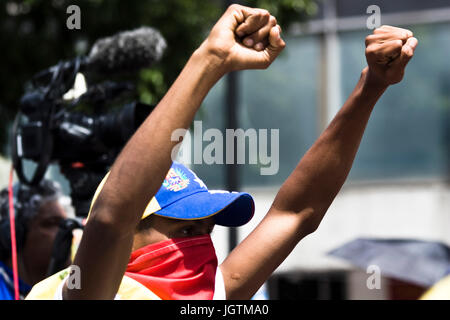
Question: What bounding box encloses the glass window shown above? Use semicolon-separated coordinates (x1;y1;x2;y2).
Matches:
188;36;320;189
190;78;227;188
238;35;320;187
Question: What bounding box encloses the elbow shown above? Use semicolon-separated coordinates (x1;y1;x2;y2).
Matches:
269;200;328;237
288;205;327;237
298;208;322;236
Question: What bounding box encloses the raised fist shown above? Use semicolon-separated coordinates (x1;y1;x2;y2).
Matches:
365;25;418;86
202;4;285;72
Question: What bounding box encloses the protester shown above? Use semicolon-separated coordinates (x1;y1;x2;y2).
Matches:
27;4;418;300
0;179;68;299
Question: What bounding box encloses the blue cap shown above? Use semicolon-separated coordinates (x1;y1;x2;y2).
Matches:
140;162;254;227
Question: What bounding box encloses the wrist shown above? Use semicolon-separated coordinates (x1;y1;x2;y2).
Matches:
193;40;229;78
361;67;389;93
352;67;388;106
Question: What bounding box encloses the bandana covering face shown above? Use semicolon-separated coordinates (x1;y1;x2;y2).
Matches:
125;234;218;300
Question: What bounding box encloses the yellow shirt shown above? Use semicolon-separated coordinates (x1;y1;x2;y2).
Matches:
420;275;450;300
25;268;161;300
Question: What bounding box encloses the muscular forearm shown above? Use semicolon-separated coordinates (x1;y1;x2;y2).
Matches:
79;3;285;233
221;26;416;301
66;5;286;299
66;47;225;300
90;46;225;230
272;68;387;233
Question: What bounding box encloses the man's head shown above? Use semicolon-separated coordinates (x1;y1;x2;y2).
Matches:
92;162;255;251
133;215;215;250
0;179;67;285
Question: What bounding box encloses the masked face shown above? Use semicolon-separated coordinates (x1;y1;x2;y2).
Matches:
127;217;218;300
132;215;215;251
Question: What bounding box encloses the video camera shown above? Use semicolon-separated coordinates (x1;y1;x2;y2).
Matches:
11;27;167;218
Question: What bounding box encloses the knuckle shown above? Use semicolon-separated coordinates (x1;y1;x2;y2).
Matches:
399;27;412;34
259;9;270;17
228;4;241;11
269;15;277;26
392;39;403;49
400;32;409;40
365;47;375;56
404;48;414;58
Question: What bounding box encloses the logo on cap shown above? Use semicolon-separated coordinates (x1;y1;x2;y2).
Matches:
163;168;189;192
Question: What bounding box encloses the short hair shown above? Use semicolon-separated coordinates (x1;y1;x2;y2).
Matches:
136;214;155;233
0;179;62;261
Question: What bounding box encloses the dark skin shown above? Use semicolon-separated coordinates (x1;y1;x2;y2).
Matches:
7;200;68;286
132;216;215;251
64;4;418;300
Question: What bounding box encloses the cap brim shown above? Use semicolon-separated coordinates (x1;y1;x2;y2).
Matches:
152;190;254;227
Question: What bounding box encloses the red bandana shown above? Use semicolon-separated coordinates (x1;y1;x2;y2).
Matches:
125;234;218;300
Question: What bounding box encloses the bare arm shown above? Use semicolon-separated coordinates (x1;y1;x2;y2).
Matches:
63;4;285;300
220;26;418;299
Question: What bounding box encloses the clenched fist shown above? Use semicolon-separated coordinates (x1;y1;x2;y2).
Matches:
365;25;418;86
200;4;286;72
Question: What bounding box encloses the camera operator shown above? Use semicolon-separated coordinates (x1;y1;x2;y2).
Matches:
0;179;69;299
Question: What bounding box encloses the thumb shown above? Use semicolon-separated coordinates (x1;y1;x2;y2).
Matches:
391;37;418;69
212;4;245;34
405;36;418;51
264;25;286;64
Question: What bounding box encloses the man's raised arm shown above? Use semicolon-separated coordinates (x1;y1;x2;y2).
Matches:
221;26;418;299
63;4;285;300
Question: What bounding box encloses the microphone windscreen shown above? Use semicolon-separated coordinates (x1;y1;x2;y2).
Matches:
87;27;167;75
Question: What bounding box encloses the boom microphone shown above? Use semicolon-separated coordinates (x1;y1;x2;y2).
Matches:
32;26;167;86
87;26;167;74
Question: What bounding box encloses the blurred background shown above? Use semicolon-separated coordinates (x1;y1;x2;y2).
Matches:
1;0;450;300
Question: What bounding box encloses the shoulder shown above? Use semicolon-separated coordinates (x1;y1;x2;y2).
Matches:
26;268;70;300
26;268;161;300
116;276;161;300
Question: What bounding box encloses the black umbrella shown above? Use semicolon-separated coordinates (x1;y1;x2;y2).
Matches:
328;238;450;288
